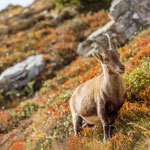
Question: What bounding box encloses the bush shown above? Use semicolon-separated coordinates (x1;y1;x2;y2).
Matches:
53;0;112;8
123;58;150;103
53;0;79;5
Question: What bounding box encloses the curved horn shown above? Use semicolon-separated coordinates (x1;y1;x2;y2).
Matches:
105;33;112;50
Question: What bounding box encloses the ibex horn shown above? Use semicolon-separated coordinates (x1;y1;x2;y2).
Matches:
105;33;112;50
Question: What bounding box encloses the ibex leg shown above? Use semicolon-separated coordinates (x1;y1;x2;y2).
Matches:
72;114;83;136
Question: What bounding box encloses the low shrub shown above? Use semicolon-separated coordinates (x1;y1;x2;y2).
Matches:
123;58;150;103
53;0;112;8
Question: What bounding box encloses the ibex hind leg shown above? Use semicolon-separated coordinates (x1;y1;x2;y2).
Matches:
72;114;83;136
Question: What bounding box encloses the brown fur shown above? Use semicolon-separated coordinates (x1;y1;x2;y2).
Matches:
70;35;126;143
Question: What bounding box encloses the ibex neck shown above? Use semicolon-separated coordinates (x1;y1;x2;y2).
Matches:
101;65;122;102
102;65;119;85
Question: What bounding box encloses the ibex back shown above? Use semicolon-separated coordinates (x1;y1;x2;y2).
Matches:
69;34;126;143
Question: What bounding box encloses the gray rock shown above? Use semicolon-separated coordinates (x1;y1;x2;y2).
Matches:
0;54;45;92
77;0;150;58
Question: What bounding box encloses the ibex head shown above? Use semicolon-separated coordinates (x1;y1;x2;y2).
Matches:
89;34;125;74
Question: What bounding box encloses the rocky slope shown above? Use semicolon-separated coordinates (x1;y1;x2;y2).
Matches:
0;0;149;150
0;0;109;101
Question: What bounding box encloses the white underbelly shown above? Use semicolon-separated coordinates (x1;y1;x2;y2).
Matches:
82;116;101;125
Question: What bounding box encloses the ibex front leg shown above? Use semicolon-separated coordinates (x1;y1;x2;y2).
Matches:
109;112;118;138
98;106;109;143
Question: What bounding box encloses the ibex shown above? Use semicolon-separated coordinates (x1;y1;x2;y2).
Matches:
69;34;126;143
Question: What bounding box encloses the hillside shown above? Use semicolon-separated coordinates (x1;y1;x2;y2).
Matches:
0;0;150;150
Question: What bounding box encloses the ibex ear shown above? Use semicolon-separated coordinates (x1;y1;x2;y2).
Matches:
87;39;106;52
92;50;103;62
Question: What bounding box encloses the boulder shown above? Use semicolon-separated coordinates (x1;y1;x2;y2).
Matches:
77;0;150;58
0;54;45;92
